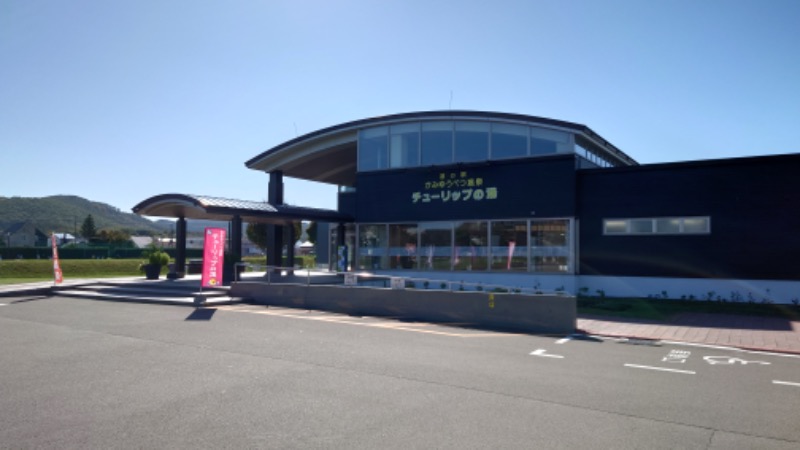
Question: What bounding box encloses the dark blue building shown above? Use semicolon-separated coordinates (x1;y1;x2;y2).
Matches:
240;111;799;303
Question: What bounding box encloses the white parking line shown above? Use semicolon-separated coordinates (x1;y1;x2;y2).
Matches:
772;380;800;387
624;364;696;375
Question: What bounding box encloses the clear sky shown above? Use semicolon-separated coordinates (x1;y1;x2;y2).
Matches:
2;0;799;214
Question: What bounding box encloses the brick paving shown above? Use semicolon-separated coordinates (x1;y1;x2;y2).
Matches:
578;313;800;355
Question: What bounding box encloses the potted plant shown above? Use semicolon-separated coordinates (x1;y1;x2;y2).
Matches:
141;244;170;280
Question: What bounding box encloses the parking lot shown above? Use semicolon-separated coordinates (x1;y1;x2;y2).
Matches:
1;296;798;449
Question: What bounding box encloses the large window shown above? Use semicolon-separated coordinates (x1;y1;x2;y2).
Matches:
491;123;528;160
421;122;453;166
530;220;571;273
603;217;711;235
389;123;419;168
454;121;489;163
357;224;387;270
419;222;452;270
348;219;573;273
453;221;488;271
388;224;418;269
490;221;528;271
357;120;628;171
358;127;388;171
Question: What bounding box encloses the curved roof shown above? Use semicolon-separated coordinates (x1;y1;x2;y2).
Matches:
245;110;638;186
132;194;352;224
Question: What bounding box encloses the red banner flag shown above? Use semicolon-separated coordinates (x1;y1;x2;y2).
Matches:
201;227;226;287
51;233;63;284
507;241;516;270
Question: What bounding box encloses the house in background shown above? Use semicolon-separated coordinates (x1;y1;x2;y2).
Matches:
3;222;48;247
53;233;77;246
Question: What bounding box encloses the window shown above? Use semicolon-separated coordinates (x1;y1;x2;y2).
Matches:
421;121;453;166
655;218;681;234
530;220;571;273
389;123;419;168
629;219;653;234
388;224;418;269
682;217;710;234
604;219;627;234
454;121;489;163
491;123;528;160
357;224;387;270
358;127;388;171
604;217;711;235
453;221;488;271
490;221;528;271
531;127;569;156
419;222;452;270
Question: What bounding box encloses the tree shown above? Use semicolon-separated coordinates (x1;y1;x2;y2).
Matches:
80;214;97;240
246;222;269;252
306;221;317;244
97;229;132;246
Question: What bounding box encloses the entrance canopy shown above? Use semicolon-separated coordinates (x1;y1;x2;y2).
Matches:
133;193;352;224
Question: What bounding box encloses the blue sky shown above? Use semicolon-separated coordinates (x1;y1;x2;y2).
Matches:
2;0;799;214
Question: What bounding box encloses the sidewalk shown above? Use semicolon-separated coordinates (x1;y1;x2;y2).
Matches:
4;280;799;354
578;313;800;355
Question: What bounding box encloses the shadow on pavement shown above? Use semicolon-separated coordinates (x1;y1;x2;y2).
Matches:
185;308;216;321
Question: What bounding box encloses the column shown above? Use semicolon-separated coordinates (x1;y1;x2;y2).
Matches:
267;171;284;272
286;221;295;275
173;217;187;278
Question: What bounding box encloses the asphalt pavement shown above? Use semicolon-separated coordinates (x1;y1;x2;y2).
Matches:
1;296;798;449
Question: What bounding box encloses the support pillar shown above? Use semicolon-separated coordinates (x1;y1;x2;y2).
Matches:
267;171;284;272
337;223;347;272
172;217;187;279
286;221;295;275
230;215;242;281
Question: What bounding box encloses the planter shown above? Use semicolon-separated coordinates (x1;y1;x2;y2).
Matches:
143;264;162;280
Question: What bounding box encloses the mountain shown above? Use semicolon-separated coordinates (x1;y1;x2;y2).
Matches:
0;195;171;235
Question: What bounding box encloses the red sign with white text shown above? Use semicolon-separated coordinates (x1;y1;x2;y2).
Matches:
201;227;226;287
51;233;63;284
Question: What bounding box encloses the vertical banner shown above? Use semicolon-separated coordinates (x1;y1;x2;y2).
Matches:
201;227;226;287
507;241;516;270
51;233;63;284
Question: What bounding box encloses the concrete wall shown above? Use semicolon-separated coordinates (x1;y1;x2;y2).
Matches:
231;282;576;335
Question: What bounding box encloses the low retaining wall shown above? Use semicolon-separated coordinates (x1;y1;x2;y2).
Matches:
230;282;576;334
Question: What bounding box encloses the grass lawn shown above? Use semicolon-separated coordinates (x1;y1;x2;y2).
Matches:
578;296;800;322
0;277;54;285
0;259;148;282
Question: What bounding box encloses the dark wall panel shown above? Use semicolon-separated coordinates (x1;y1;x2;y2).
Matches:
355;156;577;222
578;154;800;280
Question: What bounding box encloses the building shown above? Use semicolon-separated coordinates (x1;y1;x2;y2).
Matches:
136;111;799;302
3;222;48;247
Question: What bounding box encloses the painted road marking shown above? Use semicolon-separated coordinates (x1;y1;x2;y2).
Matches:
213;305;512;338
703;356;771;366
624;364;696;375
554;337;572;344
662;349;691;363
772;380;800;387
530;349;564;359
658;340;800;360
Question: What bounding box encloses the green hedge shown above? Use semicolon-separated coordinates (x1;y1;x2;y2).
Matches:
0;259;146;279
0;247;203;260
